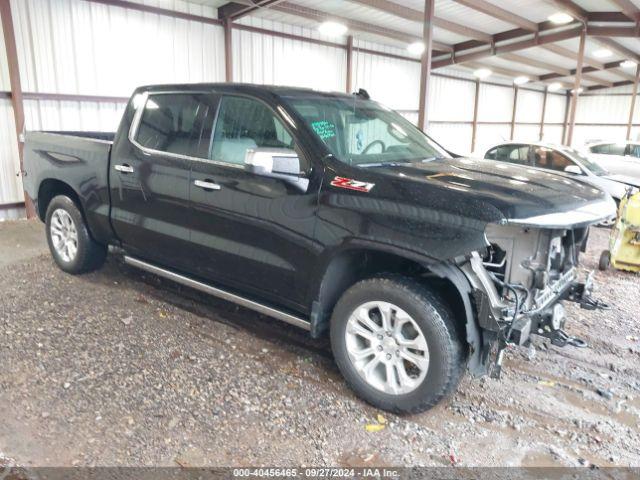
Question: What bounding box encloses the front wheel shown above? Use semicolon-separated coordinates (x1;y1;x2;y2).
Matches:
598;250;611;271
45;195;107;274
330;276;466;414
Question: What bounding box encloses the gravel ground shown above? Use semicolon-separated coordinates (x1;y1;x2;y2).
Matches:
0;220;638;467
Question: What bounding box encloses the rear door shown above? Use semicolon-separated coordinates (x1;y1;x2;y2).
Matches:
109;91;217;269
188;94;318;311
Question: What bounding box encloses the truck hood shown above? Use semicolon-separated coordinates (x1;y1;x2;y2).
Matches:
367;157;614;225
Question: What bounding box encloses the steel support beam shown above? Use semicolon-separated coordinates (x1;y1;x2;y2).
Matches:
627;65;640;140
417;0;434;131
471;79;480;151
611;0;640;22
433;26;582;69
510;86;519;140
561;92;570;144
0;0;35;218
224;20;233;82
566;29;586;146
539;87;548;141
587;25;640;37
540;61;635;83
346;35;353;93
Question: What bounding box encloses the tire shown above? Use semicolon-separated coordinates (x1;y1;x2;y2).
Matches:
45;195;107;274
330;275;467;414
598;250;611;271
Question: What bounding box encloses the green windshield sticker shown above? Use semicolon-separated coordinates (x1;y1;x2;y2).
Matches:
311;120;336;140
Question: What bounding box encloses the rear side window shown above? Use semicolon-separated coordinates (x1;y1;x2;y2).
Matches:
488;144;529;164
590;143;625;155
211;96;294;165
134;93;217;158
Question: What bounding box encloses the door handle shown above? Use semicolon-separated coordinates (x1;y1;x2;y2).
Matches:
194;179;221;190
114;164;134;174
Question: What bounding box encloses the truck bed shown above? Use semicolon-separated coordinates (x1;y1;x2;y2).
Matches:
23;130;116;244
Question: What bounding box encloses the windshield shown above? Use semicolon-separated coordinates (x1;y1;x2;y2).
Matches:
284;96;450;166
563;147;608;176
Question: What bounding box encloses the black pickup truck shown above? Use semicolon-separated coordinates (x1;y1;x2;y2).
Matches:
23;83;615;413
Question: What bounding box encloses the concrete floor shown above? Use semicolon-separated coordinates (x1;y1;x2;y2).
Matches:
0;219;48;268
0;219;639;467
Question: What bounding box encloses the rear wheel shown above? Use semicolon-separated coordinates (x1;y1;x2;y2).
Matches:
330;276;466;414
45;195;107;274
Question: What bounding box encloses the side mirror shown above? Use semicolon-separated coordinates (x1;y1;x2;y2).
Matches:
245;148;309;191
564;165;583;175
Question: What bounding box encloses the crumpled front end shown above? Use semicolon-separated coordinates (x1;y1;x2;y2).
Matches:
460;197;615;376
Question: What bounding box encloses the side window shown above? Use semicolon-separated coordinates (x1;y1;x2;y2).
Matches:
492;145;528;164
548;151;573;171
630;144;640;158
590;144;611;154
509;145;530;165
211;96;295;165
592;143;625;155
609;144;626;155
534;147;573;172
485;148;497;160
135;93;216;158
532;146;551;169
494;146;512;161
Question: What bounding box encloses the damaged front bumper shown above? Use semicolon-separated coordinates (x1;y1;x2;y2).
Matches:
470;267;598;377
459;198;616;377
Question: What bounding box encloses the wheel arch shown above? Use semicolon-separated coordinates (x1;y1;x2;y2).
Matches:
37;178;83;222
309;242;484;374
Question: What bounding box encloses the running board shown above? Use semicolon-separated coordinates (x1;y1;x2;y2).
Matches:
123;256;311;331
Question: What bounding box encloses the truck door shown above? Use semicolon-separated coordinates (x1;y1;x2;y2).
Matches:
109;91;218;270
188;94;319;312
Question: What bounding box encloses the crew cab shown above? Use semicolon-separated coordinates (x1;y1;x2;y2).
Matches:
23;84;615;413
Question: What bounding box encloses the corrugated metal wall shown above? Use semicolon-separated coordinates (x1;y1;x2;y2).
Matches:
572;93;630;146
1;0;639;220
0;13;23;218
234;17;346;91
352;40;420;111
13;0;226;130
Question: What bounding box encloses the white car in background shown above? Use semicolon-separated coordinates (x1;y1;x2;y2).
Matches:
482;142;638;204
584;141;640;181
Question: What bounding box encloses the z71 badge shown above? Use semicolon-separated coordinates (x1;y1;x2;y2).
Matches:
330;176;375;193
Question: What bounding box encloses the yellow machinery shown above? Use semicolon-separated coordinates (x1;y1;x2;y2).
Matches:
599;190;640;272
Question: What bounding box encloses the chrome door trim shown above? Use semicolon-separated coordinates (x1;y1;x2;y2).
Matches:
193;179;221;190
123;256;311;331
